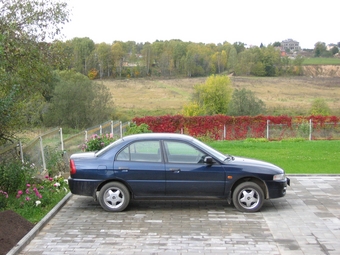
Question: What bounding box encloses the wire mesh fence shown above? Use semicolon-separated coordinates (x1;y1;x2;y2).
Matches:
0;121;130;174
1;119;339;174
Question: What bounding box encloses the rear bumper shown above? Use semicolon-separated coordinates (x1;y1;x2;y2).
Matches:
68;178;102;197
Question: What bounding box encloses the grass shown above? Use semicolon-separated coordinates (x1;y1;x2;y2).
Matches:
207;139;340;174
303;58;340;65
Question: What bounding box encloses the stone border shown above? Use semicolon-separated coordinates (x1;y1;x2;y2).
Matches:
7;192;72;255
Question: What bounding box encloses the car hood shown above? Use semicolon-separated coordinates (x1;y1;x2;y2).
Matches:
70;152;96;159
230;156;284;172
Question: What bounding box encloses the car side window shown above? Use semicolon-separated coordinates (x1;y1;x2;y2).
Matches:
116;141;162;162
164;141;207;164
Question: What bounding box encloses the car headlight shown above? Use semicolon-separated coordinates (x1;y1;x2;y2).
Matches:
273;173;285;181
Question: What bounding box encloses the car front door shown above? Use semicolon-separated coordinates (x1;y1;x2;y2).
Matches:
114;140;165;197
164;140;225;197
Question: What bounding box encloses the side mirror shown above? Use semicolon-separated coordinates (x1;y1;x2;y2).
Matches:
204;156;214;164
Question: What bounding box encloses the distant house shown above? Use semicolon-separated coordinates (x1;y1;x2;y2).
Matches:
281;39;300;51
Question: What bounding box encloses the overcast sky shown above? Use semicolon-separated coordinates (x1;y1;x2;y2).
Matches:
61;0;338;49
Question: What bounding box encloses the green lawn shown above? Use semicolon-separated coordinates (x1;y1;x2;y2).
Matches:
207;140;340;174
302;57;340;65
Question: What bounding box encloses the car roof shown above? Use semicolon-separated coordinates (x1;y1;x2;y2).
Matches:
121;133;195;142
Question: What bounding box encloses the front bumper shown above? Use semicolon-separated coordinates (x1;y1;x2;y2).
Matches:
266;177;290;199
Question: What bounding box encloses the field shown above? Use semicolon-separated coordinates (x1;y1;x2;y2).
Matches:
100;74;340;119
303;58;340;65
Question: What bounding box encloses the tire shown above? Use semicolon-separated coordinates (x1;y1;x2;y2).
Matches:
98;182;130;212
232;182;264;212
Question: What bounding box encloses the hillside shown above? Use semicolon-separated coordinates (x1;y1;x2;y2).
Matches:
101;69;340;118
303;65;340;77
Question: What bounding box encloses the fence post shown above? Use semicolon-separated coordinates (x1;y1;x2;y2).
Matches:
85;130;88;142
309;119;312;141
266;120;270;140
59;128;64;152
100;125;102;136
39;136;46;172
120;121;123;138
111;120;114;135
19;141;24;163
223;125;226;140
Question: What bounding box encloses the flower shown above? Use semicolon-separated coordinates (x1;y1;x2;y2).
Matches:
54;182;61;187
27;184;31;187
35;201;41;206
0;190;8;199
25;196;30;201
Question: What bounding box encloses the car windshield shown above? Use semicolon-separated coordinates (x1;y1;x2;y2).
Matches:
95;138;124;156
191;138;229;162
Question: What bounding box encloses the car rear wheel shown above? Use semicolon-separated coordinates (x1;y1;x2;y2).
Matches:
232;182;264;212
98;182;130;212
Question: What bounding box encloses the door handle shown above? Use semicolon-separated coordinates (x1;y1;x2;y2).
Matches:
118;167;129;172
170;168;181;173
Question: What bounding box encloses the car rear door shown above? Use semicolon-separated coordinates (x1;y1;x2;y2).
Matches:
164;140;225;197
114;140;165;197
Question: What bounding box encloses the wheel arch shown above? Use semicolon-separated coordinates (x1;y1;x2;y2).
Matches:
93;179;133;201
231;177;269;199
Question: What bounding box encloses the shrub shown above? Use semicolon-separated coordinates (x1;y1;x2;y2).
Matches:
0;190;8;210
83;134;116;152
45;146;67;177
0;160;35;194
14;175;68;209
228;88;266;116
124;123;152;136
310;98;331;116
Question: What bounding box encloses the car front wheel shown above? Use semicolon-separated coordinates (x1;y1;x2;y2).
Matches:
232;182;264;212
98;182;130;212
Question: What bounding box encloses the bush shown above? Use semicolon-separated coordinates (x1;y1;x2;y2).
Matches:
45;146;67;177
228;88;266;116
0;160;35;194
0;190;9;210
124;123;152;136
310;98;331;116
83;134;117;152
14;175;68;209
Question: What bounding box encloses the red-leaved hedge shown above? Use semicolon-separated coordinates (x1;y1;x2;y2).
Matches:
133;115;340;140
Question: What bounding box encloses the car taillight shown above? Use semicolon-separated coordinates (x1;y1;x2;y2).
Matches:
70;159;76;175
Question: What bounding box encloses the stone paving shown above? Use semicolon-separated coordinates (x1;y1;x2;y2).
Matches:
19;176;340;254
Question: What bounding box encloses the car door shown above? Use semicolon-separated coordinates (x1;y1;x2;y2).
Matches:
114;140;165;197
164;140;225;197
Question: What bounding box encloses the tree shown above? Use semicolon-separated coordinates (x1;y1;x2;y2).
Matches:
233;42;246;54
44;71;114;129
227;46;237;71
0;0;70;144
228;89;266;116
189;75;233;115
273;42;281;47
111;41;126;77
70;37;95;74
314;42;327;57
331;46;339;55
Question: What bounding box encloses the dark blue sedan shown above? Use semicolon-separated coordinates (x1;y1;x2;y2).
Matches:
68;133;290;212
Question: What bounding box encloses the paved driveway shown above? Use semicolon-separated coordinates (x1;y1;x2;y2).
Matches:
19;176;340;255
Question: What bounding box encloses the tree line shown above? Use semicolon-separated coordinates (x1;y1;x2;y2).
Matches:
53;37;307;79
